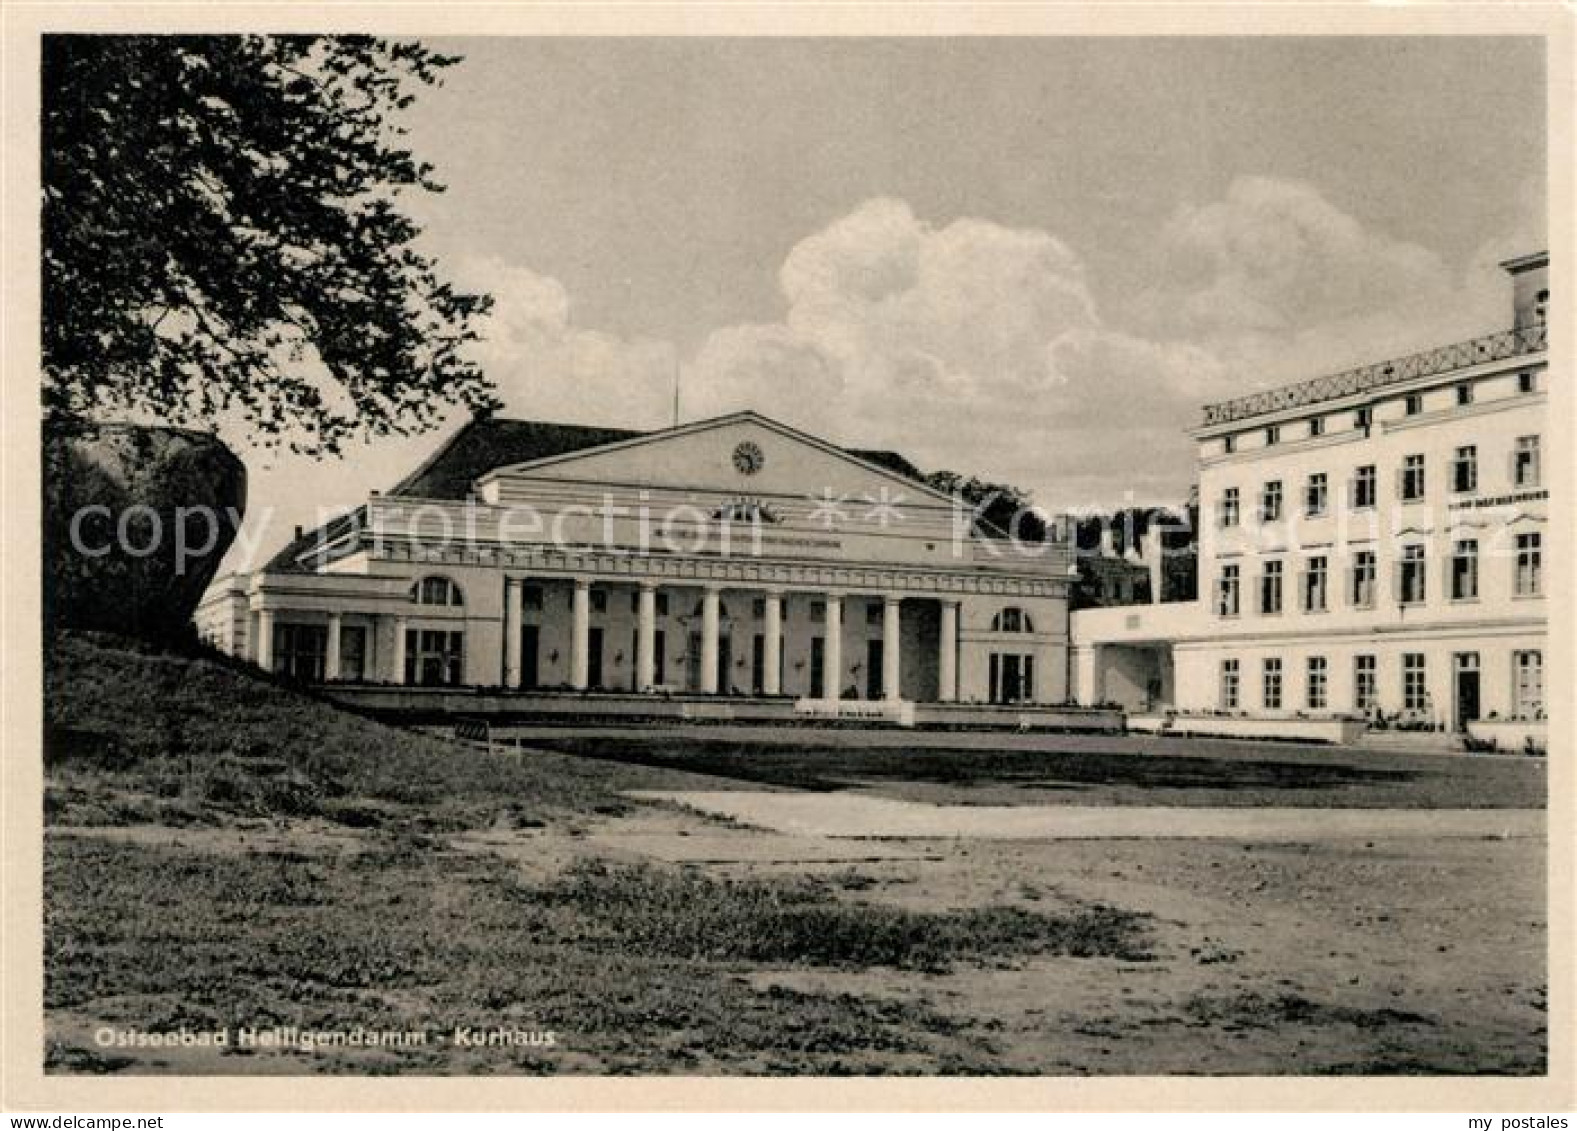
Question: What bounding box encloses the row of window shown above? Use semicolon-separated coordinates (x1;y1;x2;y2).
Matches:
1214;532;1543;616
1217;435;1541;526
1219;650;1543;716
1222;369;1542;454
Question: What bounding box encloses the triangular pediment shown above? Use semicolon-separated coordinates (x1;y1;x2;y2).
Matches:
475;412;952;506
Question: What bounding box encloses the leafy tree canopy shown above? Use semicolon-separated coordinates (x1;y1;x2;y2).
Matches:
925;470;1048;542
43;35;498;453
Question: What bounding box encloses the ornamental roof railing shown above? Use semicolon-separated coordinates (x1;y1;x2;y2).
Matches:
1200;323;1547;427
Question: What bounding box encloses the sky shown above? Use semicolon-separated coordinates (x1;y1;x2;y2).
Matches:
221;35;1547;571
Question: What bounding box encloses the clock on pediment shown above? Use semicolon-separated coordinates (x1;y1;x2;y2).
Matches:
732;440;765;476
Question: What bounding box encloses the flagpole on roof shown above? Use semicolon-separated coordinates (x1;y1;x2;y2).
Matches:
671;345;681;428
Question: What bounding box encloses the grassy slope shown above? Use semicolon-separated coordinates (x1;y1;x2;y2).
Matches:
43;634;1152;1075
43;632;694;831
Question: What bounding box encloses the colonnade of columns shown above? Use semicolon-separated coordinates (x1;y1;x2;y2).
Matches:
253;579;967;700
498;577;962;701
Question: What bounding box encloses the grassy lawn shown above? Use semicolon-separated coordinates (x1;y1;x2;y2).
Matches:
39;633;1546;1075
516;730;1547;809
46;829;1156;1075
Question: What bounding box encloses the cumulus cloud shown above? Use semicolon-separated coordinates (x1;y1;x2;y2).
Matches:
1134;175;1540;388
456;257;678;428
677;198;1204;507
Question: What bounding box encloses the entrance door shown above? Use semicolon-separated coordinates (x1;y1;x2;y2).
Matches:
810;637;826;698
1454;652;1481;730
520;625;540;689
587;626;604;689
865;640;883;700
717;634;732;695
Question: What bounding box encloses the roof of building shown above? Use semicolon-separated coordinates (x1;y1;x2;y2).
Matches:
1198;322;1548;430
264;414;930;573
388;416;927;500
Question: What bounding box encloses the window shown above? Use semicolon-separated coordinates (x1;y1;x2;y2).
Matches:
1513;435;1541;488
1351;464;1377;509
1306;656;1328;710
1220;487;1241;528
1513;651;1543;717
1515;532;1542;596
522;584;544;612
1450;539;1479;601
1305;473;1328;517
1260;480;1283;523
1399;544;1427;605
1216;563;1241;617
752;597;767;620
1265;425;1281;446
1405;393;1423;416
866;600;883;627
590;588;608;614
1518;370;1537;394
1451;445;1478;494
1220;659;1240;710
1456;382;1474;406
1350;549;1377;608
1402;653;1427;712
1535;289;1548;326
993;607;1034;633
810;600;826;623
338;625;367;682
1260;560;1284;615
1302;556;1328;613
1400;454;1426;501
272;623;327;681
406;628;464;687
1262;657;1283;710
412;575;463;607
1354;655;1378;712
1309;416;1325;438
1355;406;1373;430
1223;434;1236;455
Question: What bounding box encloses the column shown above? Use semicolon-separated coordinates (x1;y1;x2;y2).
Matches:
502;578;523;688
938;600;959;702
762;591;783;695
822;594;842;700
700;586;721;694
636;582;657;692
570;578;590;691
882;595;902;701
255;609;275;673
325;612;342;681
391;615;408;684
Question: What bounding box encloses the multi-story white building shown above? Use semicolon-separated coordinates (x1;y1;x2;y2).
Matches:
1073;252;1549;741
197;411;1075;717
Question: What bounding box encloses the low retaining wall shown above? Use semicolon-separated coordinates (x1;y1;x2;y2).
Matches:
1465;719;1548;754
320;685;1122;732
911;702;1124;733
1163;714;1368;745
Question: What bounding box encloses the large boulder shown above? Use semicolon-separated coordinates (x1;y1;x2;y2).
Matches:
43;423;246;640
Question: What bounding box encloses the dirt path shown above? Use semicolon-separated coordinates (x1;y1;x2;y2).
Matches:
624;790;1545;840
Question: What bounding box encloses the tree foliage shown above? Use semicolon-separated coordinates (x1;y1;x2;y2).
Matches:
43;35;498;453
925;470;1048;541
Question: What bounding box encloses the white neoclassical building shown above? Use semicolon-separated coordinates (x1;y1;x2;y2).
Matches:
198;412;1074;713
1073;251;1549;743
